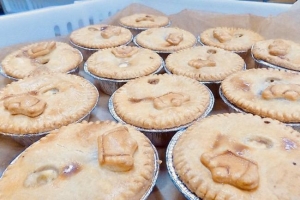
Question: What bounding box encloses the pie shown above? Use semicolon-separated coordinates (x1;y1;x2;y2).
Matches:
172;113;300;199
119;13;170;29
0;73;98;134
0;120;158;200
1;41;82;79
135;27;197;52
69;24;133;49
86;45;162;79
112;73;212;129
165;46;245;82
252;39;300;72
200;27;264;52
221;68;300;123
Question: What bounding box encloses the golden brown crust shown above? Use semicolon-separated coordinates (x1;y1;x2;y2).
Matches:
86;46;162;79
1;41;82;79
0;73;98;134
119;13;170;29
252;39;300;71
135;27;196;52
112;74;211;129
221;68;300;123
200;27;264;52
165;46;245;82
0;121;156;200
173;113;300;199
69;24;133;49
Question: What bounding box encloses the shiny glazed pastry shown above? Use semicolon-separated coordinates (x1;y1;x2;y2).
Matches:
1;41;82;79
221;68;300;123
165;46;245;82
0;121;157;200
135;27;197;52
0;73;98;134
200;27;264;52
69;24;133;49
86;46;162;79
112;73;212;129
252;39;300;71
119;13;170;29
173;113;300;199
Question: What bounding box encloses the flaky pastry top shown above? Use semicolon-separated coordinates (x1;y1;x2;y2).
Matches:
119;13;170;29
1;41;82;79
86;46;162;79
252;39;300;71
69;25;133;49
165;46;245;82
135;27;197;52
173;113;300;200
200;27;264;52
0;121;157;200
0;73;98;134
221;68;300;123
112;74;212;129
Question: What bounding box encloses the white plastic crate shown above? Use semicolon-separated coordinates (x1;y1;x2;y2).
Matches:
0;0;291;48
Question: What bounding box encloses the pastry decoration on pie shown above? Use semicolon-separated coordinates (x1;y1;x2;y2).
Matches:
165;46;245;82
0;121;158;200
0;73;98;134
200;27;264;52
1;41;82;79
221;68;300;123
172;113;300;199
112;73;212;129
252;39;300;71
135;27;197;52
86;46;162;79
119;13;170;29
69;24;133;49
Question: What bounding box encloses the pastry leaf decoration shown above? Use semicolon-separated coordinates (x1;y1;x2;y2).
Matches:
98;126;138;172
136;14;155;22
213;29;232;43
3;93;46;117
27;41;56;59
112;46;138;58
201;150;259;190
262;84;300;101
268;39;290;56
166;32;183;45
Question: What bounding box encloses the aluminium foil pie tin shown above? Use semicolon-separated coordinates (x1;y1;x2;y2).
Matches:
83;59;165;96
166;129;199;200
69;35;133;61
108;89;215;147
219;87;300;132
0;130;160;200
250;46;300;73
0;88;99;147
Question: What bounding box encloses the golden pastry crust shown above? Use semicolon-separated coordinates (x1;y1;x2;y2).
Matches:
221;68;300;123
0;121;157;200
173;113;300;200
0;73;98;134
113;74;211;129
119;13;170;29
252;39;300;71
1;41;82;79
135;27;197;52
69;24;133;49
86;46;162;79
200;27;264;52
165;46;245;82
